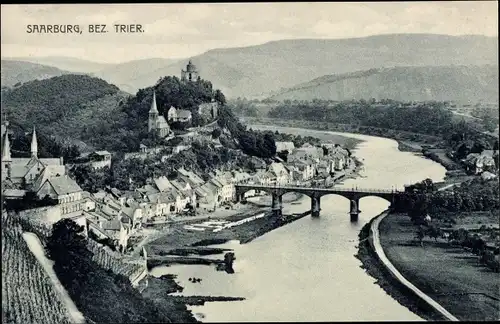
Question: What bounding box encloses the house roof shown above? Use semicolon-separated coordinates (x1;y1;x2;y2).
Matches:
44;175;82;195
275;141;295;152
177;109;192;118
93;150;111;156
209;178;224;188
154;176;173;192
102;219;122;231
157;116;169;128
33;164;66;192
3;189;27;197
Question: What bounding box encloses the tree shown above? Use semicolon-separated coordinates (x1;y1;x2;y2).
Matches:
415;225;426;247
214;89;226;106
46;219;95;287
211;128;222;139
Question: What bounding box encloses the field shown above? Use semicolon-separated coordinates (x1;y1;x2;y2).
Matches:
378;213;500;321
1;211;72;324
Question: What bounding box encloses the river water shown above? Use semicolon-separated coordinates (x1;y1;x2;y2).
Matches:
150;125;447;322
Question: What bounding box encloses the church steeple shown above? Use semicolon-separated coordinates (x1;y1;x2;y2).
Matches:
148;91;159;132
2;125;12;162
31;126;38;158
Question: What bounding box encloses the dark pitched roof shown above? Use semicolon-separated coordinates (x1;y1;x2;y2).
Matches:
45;176;82;195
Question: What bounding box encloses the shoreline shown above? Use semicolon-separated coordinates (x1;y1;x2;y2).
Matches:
356;209;500;322
355;213;447;321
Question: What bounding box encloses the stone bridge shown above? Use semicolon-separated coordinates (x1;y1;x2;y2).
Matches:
235;184;405;222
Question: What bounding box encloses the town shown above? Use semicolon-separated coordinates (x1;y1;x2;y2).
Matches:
1;60;355;257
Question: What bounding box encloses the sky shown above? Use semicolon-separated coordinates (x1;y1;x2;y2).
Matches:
1;2;498;63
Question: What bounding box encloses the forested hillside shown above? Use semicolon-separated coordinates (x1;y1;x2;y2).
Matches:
269;65;499;103
1;74;129;156
1;60;75;88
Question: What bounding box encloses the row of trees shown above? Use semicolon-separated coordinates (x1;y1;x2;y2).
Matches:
268;100;458;137
394;178;499;223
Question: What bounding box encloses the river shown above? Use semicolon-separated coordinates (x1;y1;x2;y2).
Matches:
150;125;447;322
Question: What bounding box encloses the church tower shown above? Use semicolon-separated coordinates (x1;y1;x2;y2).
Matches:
181;60;199;82
31;126;38;158
148;91;159;132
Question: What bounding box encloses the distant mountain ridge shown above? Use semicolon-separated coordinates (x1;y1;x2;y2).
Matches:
2;34;497;98
268;65;499;103
1;60;76;87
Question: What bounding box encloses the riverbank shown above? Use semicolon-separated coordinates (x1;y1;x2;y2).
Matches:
357;211;500;321
355;215;445;321
243;117;441;149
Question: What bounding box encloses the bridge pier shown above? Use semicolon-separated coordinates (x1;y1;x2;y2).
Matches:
350;199;361;222
311;196;321;217
272;193;283;217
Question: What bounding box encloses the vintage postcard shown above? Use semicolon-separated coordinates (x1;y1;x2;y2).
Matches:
1;2;498;323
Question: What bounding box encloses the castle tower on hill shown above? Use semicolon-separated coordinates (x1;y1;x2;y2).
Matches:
148;91;170;138
181;60;199;82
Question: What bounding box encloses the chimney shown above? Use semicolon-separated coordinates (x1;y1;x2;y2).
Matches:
60;156;64;165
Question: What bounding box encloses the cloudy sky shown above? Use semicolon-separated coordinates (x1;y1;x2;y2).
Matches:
1;2;497;63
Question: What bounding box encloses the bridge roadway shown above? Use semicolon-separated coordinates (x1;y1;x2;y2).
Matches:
235;184;405;222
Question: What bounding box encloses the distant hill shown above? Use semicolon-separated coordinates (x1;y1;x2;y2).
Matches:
1;74;130;151
267;65;499;103
91;58;180;94
1;60;76;87
4;34;497;99
171;34;497;98
4;56;111;73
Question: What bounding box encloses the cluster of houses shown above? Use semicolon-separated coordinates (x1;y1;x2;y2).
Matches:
461;149;499;179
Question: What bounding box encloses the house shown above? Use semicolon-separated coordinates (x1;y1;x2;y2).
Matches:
153;176;173;192
36;175;84;215
288;145;322;164
267;162;290;186
214;172;236;201
87;151;112;169
463;151;496;174
173;144;191;154
178;167;205;188
289;159;315;181
167;106;192;123
88;218;130;253
120;205;144;230
316;160;331;177
170;178;196;208
177;110;193;123
481;171;497;180
195;184;219;211
275;141;295;153
250;156;267;171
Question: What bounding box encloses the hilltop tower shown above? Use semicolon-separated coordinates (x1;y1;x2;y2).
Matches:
31;126;38;158
181;60;199;82
148;91;159;132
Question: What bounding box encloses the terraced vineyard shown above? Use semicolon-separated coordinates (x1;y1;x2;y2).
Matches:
1;211;72;324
